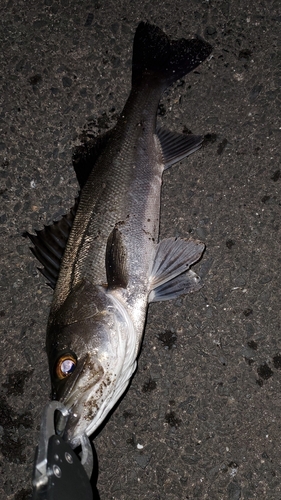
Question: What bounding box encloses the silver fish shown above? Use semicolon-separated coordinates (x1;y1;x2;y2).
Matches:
27;22;212;447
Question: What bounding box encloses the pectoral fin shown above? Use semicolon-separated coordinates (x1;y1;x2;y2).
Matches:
148;237;204;302
106;227;128;289
156;127;203;169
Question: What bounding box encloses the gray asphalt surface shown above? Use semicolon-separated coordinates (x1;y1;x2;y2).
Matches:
0;1;280;499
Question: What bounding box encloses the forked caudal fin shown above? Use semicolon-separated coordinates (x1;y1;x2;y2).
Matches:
132;22;212;88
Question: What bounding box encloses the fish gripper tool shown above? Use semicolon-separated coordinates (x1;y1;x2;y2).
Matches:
32;401;94;500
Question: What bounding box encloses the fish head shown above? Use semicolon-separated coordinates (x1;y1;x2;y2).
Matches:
47;280;136;448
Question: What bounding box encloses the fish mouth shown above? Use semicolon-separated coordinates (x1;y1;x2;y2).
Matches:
64;361;138;448
55;358;108;446
62;388;107;448
53;353;102;442
62;364;127;447
51;291;138;446
55;404;95;450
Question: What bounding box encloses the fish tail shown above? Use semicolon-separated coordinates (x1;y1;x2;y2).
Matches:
132;22;212;88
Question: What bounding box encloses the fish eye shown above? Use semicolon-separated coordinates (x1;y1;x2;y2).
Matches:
56;354;77;380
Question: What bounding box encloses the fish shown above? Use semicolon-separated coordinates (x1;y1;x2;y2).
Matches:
26;22;212;448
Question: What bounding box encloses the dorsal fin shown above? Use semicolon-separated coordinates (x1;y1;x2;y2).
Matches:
24;198;79;288
72;129;113;188
156;127;203;169
25;128;114;288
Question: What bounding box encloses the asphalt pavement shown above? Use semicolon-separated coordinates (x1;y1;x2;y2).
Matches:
0;1;280;499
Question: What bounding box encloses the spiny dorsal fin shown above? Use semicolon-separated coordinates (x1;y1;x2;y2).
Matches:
106;227;128;289
25;128;114;287
23;198;79;289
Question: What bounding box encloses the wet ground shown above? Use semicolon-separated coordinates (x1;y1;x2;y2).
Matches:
0;1;280;499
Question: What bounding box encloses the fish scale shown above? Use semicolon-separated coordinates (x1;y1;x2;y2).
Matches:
52;86;163;315
26;22;212;446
